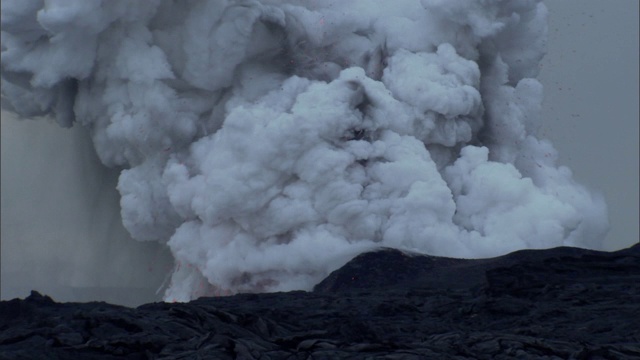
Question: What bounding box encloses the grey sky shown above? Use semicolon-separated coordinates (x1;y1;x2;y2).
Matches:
540;0;639;250
0;116;173;305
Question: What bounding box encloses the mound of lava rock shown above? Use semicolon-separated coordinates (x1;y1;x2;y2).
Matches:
1;244;639;359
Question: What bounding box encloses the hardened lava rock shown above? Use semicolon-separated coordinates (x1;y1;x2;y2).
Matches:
1;244;639;359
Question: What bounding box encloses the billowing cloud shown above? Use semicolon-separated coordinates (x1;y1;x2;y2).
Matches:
1;0;608;301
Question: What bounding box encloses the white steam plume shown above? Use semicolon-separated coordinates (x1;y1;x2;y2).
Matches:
1;0;608;301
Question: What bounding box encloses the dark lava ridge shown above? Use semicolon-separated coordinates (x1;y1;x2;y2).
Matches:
1;243;639;359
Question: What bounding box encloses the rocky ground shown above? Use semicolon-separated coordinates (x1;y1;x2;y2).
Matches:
1;244;639;359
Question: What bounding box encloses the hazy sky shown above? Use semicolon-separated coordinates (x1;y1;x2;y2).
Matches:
539;0;639;250
1;0;638;305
